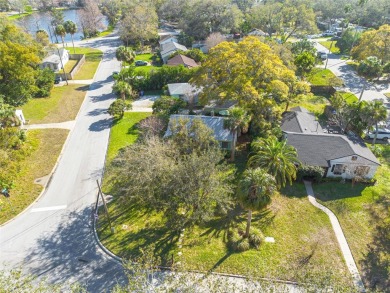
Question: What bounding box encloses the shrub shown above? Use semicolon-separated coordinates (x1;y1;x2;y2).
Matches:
235;238;250;252
369;145;383;157
249;228;264;249
296;165;325;183
34;68;55;98
228;225;264;251
108;99;130;119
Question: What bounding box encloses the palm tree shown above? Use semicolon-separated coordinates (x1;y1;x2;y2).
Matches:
63;20;77;54
248;136;299;188
55;24;66;48
113;81;133;100
116;46;136;68
365;100;387;145
237;168;277;237
224;107;251;161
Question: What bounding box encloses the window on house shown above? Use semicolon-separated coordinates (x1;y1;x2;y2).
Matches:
351;156;357;161
354;166;370;176
220;141;229;149
331;164;346;175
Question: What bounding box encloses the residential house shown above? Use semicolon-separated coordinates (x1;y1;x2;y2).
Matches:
40;48;69;71
167;83;201;104
167;54;199;68
203;100;237;116
247;29;267;37
282;107;380;179
160;42;188;63
164;114;236;150
159;35;178;50
192;41;208;53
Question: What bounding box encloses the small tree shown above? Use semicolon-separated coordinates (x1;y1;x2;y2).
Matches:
116;46;136;68
108;99;130;119
357;56;383;80
294;52;316;78
63;20;77;54
205;32;226;51
237;168;277;237
112;81;135;100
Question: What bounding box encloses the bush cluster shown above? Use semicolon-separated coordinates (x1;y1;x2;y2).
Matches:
228;224;264;252
296;165;325;183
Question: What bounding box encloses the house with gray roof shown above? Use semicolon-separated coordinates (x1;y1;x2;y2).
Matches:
161;42;188;63
40;48;69;71
164;115;236;150
282;107;380;179
167;83;201;104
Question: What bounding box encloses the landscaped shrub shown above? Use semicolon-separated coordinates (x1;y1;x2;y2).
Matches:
108;99;130;119
249;228;264;248
296;165;325;183
235;238;250;252
228;225;264;252
34;68;55;98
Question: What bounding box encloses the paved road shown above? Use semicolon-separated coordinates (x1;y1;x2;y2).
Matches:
0;33;126;291
314;42;390;102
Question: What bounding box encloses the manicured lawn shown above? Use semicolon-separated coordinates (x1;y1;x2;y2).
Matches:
337;91;358;104
290;94;329;118
98;25;114;37
313;145;390;291
62;59;78;73
105;112;151;163
0;129;69;224
134;53;154;62
21;84;89;124
7;12;32;19
307;68;340;86
319;41;340;54
131;53;162;74
65;47;103;80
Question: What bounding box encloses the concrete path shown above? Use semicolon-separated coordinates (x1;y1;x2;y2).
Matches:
129;95;160;112
303;181;365;292
22;120;76;130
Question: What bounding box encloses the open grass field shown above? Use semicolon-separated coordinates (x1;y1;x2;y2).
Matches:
319;41;340;54
65;47;103;80
21;84;89;124
0;129;69;224
313;145;390;291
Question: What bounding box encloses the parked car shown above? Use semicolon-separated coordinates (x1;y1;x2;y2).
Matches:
322;30;336;37
54;76;62;84
365;128;390;141
135;60;149;66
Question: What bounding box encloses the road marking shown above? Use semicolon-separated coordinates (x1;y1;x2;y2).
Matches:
30;205;67;213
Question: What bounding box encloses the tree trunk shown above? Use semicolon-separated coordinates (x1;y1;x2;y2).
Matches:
246;210;252;238
71;34;75;54
284;100;290;112
230;129;237;162
372;122;378;145
61;36;65;48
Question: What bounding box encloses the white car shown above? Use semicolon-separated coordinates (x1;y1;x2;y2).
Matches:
365;128;390;141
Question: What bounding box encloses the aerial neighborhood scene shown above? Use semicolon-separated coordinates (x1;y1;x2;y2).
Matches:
1;0;390;292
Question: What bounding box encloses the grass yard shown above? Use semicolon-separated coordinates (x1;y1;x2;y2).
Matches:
307;68;340;86
7;12;32;19
290;94;329;118
319;41;340;54
62;59;78;73
98;115;352;285
65;47;103;80
337;91;358;104
98;25;114;37
132;53;162;74
21;84;89;124
0;129;69;224
313;145;390;291
384;93;390;99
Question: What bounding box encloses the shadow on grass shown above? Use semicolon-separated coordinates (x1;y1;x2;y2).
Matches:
313;182;366;201
360;193;390;291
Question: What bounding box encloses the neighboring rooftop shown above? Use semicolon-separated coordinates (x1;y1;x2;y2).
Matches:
167;83;200;96
284;132;380;167
161;42;187;54
282;109;323;134
167;54;199;68
165;114;234;142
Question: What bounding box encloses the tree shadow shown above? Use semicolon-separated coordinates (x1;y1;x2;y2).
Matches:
90;93;116;103
22;207;126;291
87;108;107;116
359;193;390;291
89;118;112;132
207;251;233;274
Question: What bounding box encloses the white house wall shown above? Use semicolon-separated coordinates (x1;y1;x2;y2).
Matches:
327;155;379;179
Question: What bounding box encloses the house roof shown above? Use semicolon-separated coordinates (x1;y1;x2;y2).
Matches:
248;29;267;36
167;83;199;96
284;132;380;167
161;42;187;58
159;34;177;44
42;48;68;64
167;54;199;68
281;110;323;134
290;106;310;113
165;114;234;142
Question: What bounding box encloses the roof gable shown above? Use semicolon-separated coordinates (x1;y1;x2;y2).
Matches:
282;111;323;134
167;54;199;68
161;42;188;56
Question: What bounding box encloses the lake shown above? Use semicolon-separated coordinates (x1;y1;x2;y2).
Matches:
16;9;108;43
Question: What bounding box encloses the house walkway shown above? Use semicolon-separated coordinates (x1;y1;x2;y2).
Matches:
22;120;76;130
303;181;365;292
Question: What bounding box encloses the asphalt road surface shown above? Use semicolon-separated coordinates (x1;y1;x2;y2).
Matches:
0;33;126;291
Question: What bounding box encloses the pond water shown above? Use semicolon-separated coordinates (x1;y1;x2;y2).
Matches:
16;9;108;43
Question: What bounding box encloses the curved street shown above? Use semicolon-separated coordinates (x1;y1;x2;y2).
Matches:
0;33;126;291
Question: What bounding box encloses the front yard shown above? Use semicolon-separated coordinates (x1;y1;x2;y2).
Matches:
307;68;340;86
319;40;340;54
65;47;103;80
98;112;353;288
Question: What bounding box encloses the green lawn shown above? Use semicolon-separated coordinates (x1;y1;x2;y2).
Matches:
313;145;390;291
308;68;340;86
98;25;115;37
7;12;32;19
131;53;162;74
290;94;329;118
337;91;358;104
319;41;340;54
65;47;103;80
21;84;89;124
62;59;78;73
0;129;69;224
98;118;352;285
384;93;390;99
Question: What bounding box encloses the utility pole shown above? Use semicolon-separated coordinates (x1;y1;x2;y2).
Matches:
96;180;115;234
358;83;366;102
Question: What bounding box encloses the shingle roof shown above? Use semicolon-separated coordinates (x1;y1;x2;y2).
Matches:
284;132;380;167
165;115;234;142
161;42;187;58
281;111;323;134
167;83;199;96
167;54;199;68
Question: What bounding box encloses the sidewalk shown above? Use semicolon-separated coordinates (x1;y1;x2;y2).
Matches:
22;120;75;130
303;181;365;292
